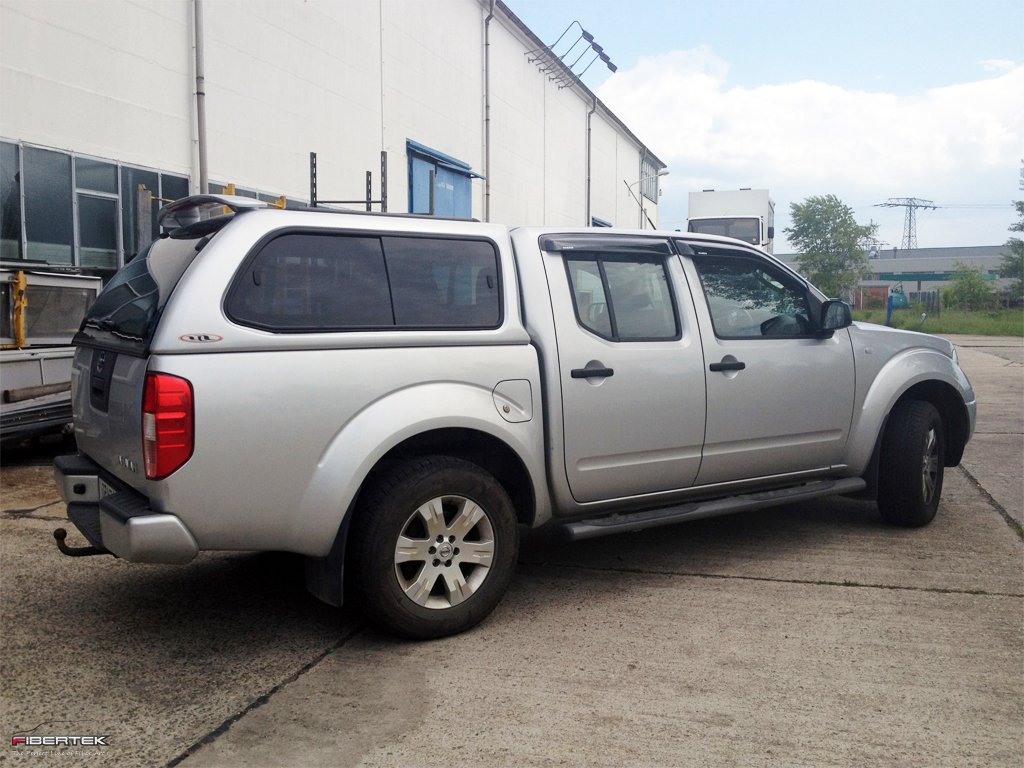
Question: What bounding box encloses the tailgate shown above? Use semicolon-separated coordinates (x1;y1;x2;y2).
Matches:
72;346;149;486
69;227;209;486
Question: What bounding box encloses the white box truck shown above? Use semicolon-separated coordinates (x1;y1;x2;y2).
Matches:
687;189;775;253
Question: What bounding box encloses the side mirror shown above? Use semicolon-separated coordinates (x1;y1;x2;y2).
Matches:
821;299;852;331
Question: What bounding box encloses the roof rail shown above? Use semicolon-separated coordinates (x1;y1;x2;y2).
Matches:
158;194;268;232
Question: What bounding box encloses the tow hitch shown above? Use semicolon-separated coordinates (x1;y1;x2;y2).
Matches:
53;528;106;557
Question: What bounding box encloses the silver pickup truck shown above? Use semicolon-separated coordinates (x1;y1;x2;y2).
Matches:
54;195;976;639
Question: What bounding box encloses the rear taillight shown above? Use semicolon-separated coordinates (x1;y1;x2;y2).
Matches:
142;372;194;480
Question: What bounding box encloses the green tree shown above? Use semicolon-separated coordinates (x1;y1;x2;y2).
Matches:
945;262;993;311
784;195;875;297
1000;199;1024;302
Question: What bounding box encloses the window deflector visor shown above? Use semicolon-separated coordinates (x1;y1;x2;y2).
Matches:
540;235;672;255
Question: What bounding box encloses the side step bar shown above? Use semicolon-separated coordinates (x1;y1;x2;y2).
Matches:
562;478;867;542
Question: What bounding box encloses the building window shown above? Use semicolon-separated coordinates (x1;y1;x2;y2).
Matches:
76;157;119;271
24;147;74;263
75;157;118;194
407;140;481;218
1;141;21;260
162;175;189;205
78;196;119;269
640;157;659;203
0;140;191;276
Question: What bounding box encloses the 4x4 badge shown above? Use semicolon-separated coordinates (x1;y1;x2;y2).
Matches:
180;334;223;343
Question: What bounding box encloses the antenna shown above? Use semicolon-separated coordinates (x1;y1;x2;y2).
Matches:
874;197;937;250
859;218;890;257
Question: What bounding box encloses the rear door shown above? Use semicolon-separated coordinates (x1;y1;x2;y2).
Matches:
541;236;707;503
677;241;856;486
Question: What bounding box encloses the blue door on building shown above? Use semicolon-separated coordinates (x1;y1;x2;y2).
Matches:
407;140;480;218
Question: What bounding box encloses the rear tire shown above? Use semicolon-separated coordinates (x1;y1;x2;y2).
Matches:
877;400;945;527
348;456;519;640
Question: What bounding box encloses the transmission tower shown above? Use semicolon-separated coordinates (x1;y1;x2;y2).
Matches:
874;198;937;250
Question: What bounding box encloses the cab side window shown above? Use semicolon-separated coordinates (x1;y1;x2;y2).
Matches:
692;253;811;339
565;255;678;341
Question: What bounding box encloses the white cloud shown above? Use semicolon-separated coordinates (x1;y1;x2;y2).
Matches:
982;58;1017;74
597;49;1024;247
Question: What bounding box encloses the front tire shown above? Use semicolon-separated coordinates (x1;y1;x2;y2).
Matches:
348;456;519;640
877;400;945;527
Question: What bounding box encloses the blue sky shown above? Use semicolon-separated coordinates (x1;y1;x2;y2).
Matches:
510;0;1023;251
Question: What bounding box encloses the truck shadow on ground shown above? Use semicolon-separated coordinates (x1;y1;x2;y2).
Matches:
36;493;888;646
48;548;339;632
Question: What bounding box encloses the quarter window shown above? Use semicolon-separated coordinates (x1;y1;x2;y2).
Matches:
565;255;678;341
383;237;500;327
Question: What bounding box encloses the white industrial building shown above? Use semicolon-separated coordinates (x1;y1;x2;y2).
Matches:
1;0;666;279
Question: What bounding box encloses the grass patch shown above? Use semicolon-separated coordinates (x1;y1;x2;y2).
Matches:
853;307;1024;336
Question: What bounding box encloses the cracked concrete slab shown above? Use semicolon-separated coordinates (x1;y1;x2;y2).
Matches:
0;517;355;767
180;565;1021;768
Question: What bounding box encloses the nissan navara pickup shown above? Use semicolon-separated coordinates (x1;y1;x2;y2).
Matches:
54;195;976;639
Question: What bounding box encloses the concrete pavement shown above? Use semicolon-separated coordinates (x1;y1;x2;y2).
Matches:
180;479;1023;768
941;335;1024;531
1;336;1021;768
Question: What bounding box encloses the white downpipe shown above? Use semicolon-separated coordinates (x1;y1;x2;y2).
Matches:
585;96;596;225
483;0;494;222
194;0;209;194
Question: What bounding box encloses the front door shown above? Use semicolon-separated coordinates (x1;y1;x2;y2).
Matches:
544;237;707;503
680;244;856;486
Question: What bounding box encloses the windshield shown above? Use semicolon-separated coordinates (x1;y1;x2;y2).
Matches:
75;235;204;355
687;217;761;246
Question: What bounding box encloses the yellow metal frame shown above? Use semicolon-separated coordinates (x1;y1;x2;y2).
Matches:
219;183;287;214
2;270;28;349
